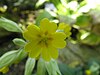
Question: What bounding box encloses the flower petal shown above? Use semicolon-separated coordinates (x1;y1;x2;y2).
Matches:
58;23;67;30
52;40;66;48
23;25;40;41
25;42;41;58
52;32;66;48
40;18;57;33
41;48;51;61
27;24;40;32
25;42;36;52
48;46;58;59
29;48;41;58
53;32;66;40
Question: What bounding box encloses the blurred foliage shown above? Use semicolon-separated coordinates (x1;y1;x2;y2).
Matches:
0;0;100;75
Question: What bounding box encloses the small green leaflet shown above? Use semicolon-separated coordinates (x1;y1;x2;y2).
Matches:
0;17;22;32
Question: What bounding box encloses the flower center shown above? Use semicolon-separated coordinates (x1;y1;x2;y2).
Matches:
38;32;53;47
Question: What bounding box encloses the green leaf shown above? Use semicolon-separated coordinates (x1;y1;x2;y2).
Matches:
45;59;61;75
0;50;18;68
13;38;26;47
58;62;75;75
15;48;27;63
76;15;91;28
36;10;53;26
37;58;47;75
90;62;100;72
24;58;35;75
50;0;68;15
0;17;22;32
58;15;74;25
78;31;100;45
35;0;47;8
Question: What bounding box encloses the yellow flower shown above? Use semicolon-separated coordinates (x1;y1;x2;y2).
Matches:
23;18;67;61
85;70;91;75
0;66;9;74
58;23;71;37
